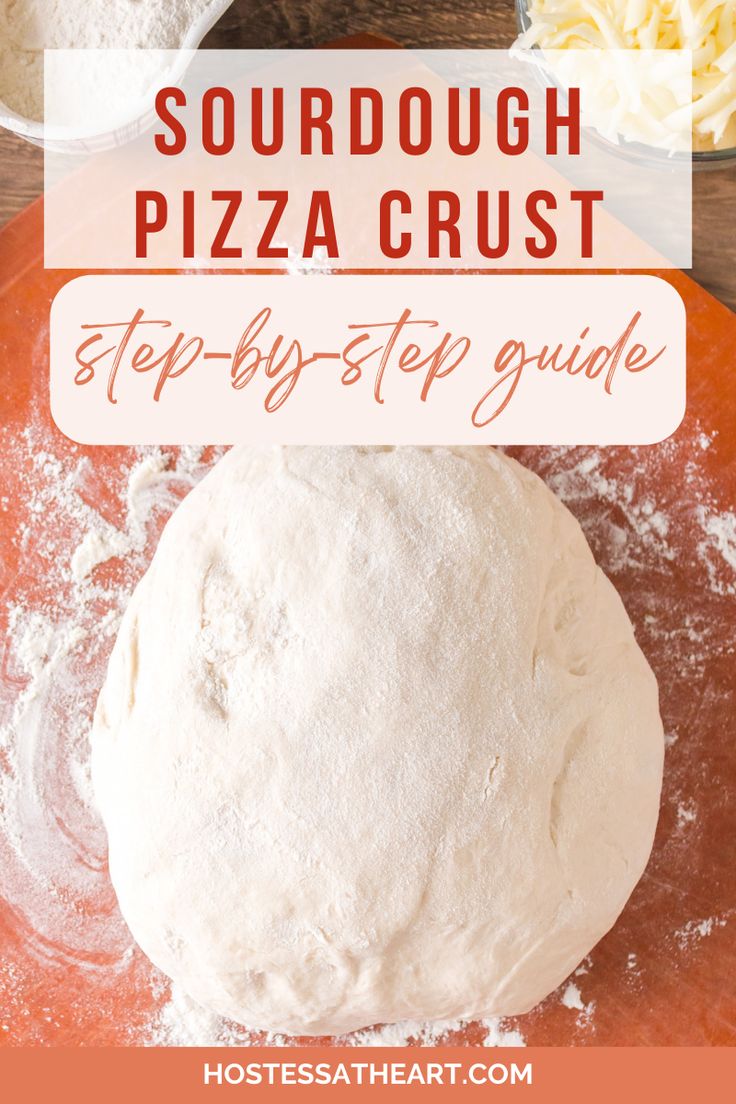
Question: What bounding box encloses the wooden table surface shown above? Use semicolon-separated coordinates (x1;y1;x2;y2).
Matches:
1;0;735;309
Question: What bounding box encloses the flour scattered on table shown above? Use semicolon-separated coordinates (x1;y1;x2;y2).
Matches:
676;800;698;832
559;981;596;1030
150;984;244;1048
697;508;736;595
560;982;585;1011
481;1021;527;1047
674;916;728;950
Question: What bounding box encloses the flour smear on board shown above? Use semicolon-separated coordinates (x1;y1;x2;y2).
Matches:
0;415;734;1044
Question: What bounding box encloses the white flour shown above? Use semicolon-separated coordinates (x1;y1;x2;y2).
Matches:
674;916;729;950
698;509;736;594
0;0;218;120
0;420;734;1045
560;982;585;1011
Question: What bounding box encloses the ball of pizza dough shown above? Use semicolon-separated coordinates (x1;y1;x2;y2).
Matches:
91;446;663;1035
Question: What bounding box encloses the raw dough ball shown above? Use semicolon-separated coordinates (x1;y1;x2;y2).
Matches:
91;446;663;1035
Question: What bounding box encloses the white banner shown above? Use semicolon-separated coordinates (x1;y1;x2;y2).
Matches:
50;274;685;445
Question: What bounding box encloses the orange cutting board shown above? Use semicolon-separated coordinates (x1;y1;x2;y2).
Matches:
1;39;735;1047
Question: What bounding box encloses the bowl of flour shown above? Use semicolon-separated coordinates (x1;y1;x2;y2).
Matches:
0;0;234;150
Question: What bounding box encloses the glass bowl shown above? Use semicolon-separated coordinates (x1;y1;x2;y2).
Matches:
514;0;736;170
0;0;234;153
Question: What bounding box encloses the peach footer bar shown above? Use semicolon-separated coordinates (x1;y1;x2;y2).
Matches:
1;1047;734;1102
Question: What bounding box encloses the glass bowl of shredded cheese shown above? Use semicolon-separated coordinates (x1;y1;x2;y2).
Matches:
515;0;736;166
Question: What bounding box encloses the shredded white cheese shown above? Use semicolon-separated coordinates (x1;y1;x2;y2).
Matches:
517;0;736;150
